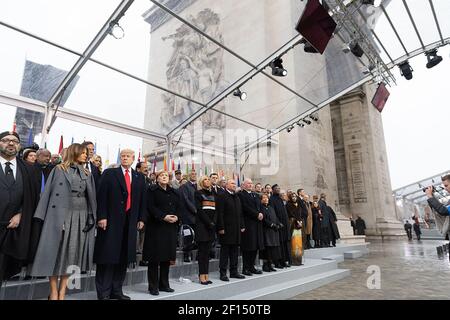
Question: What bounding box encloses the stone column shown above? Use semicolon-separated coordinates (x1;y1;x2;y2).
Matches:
331;84;405;239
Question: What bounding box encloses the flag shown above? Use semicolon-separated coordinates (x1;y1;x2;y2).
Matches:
191;160;195;171
94;141;97;154
171;158;175;171
137;149;141;163
163;154;168;171
152;152;157;173
12;122;16;132
116;146;121;164
71;136;74;145
177;156;181;171
58;135;64;154
204;165;208;176
185;160;189;175
104;144;110;167
27;127;33;146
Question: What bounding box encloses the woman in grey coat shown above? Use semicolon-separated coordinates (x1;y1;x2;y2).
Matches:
30;143;96;300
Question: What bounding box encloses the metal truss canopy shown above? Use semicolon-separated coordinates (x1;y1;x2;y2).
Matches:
0;0;449;153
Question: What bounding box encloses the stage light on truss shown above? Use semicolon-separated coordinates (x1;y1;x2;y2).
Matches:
269;58;288;77
109;22;125;39
309;114;319;122
286;125;295;133
425;49;443;69
398;61;413;80
233;88;247;101
302;119;312;125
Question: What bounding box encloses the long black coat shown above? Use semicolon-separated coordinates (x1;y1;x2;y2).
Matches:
261;204;280;247
311;206;322;241
143;184;180;263
355;217;366;235
328;206;340;239
94;167;146;265
286;201;303;233
194;189;216;243
0;158;39;264
216;191;245;245
238;191;264;251
179;182;197;225
269;194;290;241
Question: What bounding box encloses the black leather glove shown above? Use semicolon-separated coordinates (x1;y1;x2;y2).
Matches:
278;223;284;230
270;223;278;230
82;214;95;233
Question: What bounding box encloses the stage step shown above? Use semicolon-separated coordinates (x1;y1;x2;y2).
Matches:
304;243;368;260
226;269;350;300
343;250;362;259
66;258;347;300
322;254;345;263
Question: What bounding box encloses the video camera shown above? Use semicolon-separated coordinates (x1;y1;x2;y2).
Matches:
422;186;437;193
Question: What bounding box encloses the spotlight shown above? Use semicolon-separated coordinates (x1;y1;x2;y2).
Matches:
350;41;364;58
296;121;305;128
269;58;288;77
309;114;319;122
109;22;125;39
303;41;319;54
302;119;312;125
425;49;443;69
233;88;247;101
286;125;294;133
398;61;413;80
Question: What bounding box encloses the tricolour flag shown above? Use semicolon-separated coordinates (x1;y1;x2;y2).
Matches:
58;135;64;154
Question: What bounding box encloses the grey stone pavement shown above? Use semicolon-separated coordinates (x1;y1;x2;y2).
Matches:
292;239;450;300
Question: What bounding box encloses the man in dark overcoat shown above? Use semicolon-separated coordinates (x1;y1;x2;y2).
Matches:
94;149;146;300
238;178;264;275
179;170;197;262
0;131;39;284
269;184;291;268
216;179;246;281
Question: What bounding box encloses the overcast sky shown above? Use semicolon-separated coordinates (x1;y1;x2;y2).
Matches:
0;1;449;189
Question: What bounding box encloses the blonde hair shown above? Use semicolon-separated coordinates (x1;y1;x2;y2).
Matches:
92;154;103;173
120;149;135;156
198;175;210;190
58;143;88;174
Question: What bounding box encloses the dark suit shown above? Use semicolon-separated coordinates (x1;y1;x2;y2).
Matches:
86;161;101;189
0;158;39;283
216;190;245;276
94;167;146;299
238;191;264;273
179;182;197;260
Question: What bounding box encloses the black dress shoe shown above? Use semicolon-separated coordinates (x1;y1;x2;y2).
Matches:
98;296;110;300
220;275;229;282
242;270;253;276
159;287;175;293
230;273;245;279
149;289;159;296
206;280;213;284
110;293;131;300
250;269;263;274
269;267;277;272
262;265;271;272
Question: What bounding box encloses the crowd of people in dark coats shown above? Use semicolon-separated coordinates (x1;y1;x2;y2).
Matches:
0;131;344;300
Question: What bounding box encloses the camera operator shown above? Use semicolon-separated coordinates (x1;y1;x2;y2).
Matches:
425;175;450;216
425;175;450;239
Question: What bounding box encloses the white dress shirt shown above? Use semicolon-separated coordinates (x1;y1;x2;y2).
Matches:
0;156;17;179
121;166;132;183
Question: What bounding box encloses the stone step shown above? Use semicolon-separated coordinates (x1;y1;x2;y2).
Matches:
343;250;362;259
225;269;350;300
322;254;345;263
66;258;342;300
304;243;368;260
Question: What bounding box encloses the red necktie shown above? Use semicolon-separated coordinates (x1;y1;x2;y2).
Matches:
125;169;131;212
